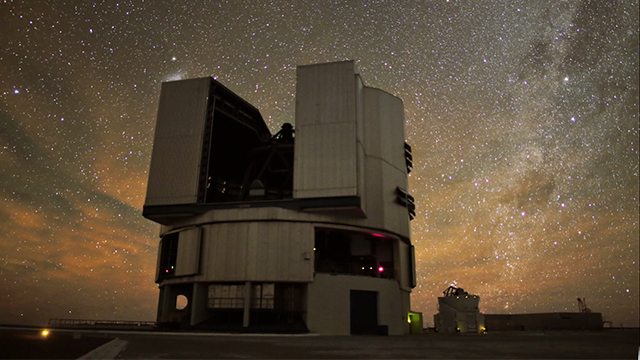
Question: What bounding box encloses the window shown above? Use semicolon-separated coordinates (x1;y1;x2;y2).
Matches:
157;232;179;281
207;283;278;309
251;283;275;309
207;284;245;309
314;228;396;279
280;283;304;312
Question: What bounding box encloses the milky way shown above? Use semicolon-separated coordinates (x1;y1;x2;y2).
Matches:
1;0;637;327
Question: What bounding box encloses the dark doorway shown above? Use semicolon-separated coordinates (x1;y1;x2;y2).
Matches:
350;290;378;334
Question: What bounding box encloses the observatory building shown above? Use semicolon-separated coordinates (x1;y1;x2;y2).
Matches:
434;286;485;333
143;61;417;335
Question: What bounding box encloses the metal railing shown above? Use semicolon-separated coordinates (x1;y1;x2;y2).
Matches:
48;318;156;327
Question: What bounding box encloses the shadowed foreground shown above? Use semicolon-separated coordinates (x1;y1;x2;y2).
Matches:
0;328;112;359
1;327;638;359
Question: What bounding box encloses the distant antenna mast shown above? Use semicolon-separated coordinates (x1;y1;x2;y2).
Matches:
577;298;592;313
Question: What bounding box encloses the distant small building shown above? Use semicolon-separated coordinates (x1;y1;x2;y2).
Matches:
484;313;604;331
433;287;605;333
434;286;485;333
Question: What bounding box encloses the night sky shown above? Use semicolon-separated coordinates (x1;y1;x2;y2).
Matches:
1;0;638;328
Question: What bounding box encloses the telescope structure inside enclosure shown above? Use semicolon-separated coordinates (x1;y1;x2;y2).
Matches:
143;61;417;335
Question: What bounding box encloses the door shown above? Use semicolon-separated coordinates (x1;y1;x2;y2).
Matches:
350;290;378;334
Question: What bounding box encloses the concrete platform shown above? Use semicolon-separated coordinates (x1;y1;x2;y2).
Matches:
1;326;638;359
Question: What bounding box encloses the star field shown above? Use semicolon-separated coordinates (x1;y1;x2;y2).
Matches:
0;0;637;327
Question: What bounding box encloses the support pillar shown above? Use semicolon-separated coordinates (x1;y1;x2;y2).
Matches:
243;281;251;328
156;286;166;322
191;282;209;326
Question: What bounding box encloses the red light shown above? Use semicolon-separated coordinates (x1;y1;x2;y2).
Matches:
378;266;384;272
371;233;385;238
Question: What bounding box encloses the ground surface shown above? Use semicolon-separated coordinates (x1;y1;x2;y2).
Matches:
1;327;638;359
0;327;113;359
116;330;639;359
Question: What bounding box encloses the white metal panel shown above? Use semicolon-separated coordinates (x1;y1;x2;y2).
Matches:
363;87;406;172
381;161;410;238
294;61;360;199
213;223;228;279
145;77;210;206
146;138;201;205
355;74;365;145
294;122;357;198
355;73;366;204
225;224;239;279
295;61;357;126
286;223;298;278
254;222;270;280
397;241;411;291
362;86;410;236
195;221;312;283
276;223;289;279
357;143;367;208
362;157;409;237
363;88;382;159
363;156;384;226
175;227;201;276
154;78;211;137
375;90;406;172
288;223;306;279
245;222;259;279
265;223;279;280
234;224;249;280
199;226;212;278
